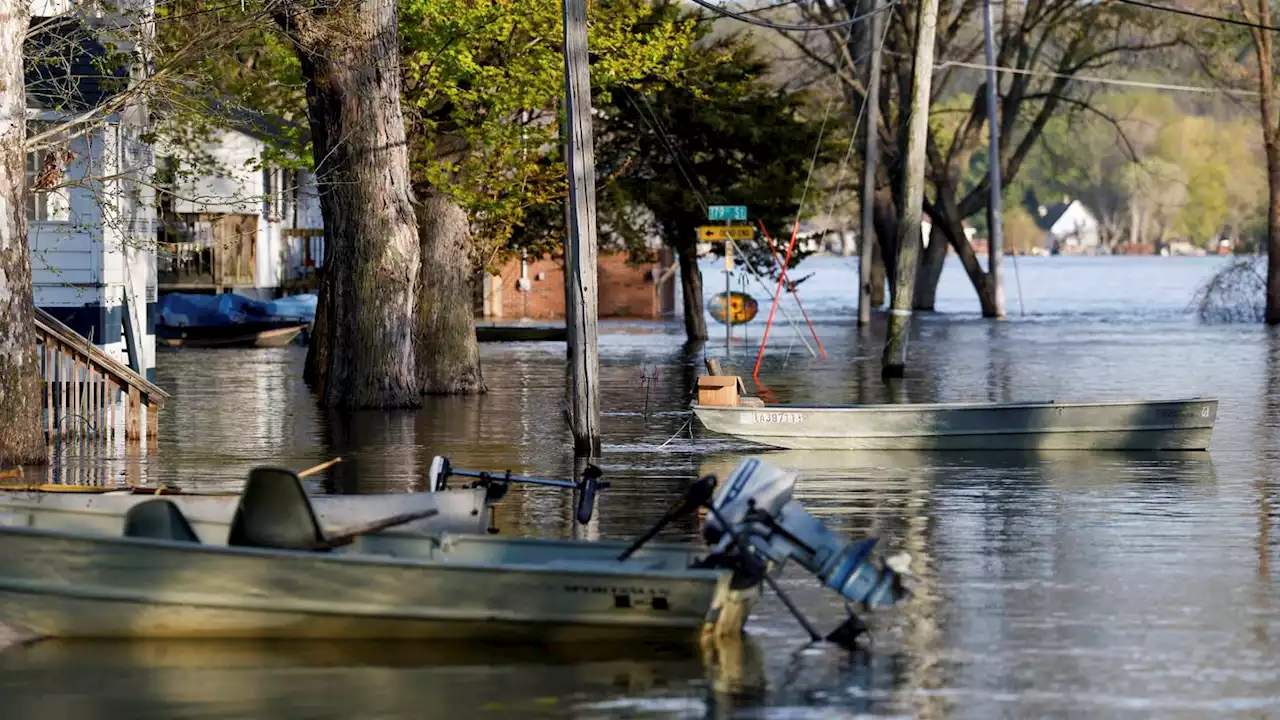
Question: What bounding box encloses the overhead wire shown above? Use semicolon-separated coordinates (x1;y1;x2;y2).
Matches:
1111;0;1280;32
932;58;1260;96
685;0;898;33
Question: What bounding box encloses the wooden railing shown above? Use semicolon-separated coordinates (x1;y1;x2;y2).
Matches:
34;308;169;444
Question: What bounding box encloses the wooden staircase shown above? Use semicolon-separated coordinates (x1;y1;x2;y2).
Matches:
34;307;168;444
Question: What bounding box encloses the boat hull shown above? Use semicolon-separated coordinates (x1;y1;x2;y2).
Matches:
691;397;1219;451
0;488;493;542
157;323;308;349
0;528;753;641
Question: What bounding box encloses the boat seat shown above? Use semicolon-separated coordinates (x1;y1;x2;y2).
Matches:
228;467;329;552
123;500;201;543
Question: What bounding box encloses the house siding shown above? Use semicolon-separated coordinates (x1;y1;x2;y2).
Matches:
487;251;675;320
29;124;157;379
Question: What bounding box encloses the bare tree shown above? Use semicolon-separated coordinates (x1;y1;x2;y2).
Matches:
781;0;1173;314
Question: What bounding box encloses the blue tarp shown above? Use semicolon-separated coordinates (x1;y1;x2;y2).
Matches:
158;292;318;328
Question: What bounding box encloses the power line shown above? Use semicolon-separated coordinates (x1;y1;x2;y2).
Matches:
934;59;1260;96
1112;0;1280;32
685;0;897;33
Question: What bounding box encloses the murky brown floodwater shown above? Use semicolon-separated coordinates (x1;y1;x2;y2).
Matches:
2;255;1278;718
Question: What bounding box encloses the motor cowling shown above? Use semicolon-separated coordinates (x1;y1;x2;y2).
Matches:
703;456;912;608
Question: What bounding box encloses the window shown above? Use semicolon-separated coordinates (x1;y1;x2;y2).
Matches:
25;150;71;222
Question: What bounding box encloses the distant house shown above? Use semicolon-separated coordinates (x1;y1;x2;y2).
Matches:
154;107;325;300
1032;199;1101;254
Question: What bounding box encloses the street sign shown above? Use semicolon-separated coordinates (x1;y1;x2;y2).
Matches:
697;225;754;241
708;205;747;221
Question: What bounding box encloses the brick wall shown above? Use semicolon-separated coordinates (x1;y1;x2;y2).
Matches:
486;250;675;320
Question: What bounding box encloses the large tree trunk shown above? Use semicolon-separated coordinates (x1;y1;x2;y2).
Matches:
0;1;47;466
415;189;485;394
675;238;707;342
913;224;947;310
275;0;422;407
872;189;898;299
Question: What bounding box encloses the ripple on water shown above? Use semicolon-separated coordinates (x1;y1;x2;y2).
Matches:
9;257;1280;718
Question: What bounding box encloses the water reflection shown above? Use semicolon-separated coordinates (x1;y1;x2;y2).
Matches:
14;257;1280;716
0;637;763;720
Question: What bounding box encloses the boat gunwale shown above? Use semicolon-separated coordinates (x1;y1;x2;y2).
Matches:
685;422;1216;440
0;525;728;583
0;578;725;631
690;396;1219;414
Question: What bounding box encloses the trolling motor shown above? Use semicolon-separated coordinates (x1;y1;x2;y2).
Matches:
426;456;608;524
619;456;913;650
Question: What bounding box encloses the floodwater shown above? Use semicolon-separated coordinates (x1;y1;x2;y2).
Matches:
3;255;1278;718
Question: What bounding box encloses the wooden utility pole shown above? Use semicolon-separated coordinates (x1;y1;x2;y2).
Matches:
858;0;883;328
881;0;937;378
981;0;1005;318
562;0;602;455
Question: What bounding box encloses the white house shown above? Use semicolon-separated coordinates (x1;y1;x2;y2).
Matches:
1034;199;1101;254
155;112;324;300
25;7;157;381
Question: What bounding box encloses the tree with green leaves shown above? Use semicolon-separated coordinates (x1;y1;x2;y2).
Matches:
594;25;835;342
155;0;704;398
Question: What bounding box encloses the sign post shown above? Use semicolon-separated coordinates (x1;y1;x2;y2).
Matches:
706;206;747;354
724;240;733;352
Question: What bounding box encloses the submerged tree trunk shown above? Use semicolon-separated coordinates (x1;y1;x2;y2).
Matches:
415;189;485;394
882;0;936;378
913;224;947;310
0;1;47;466
274;0;422;407
870;240;886;307
1268;162;1280;325
872;189;898;300
675;238;707;342
1246;0;1280;323
303;269;330;392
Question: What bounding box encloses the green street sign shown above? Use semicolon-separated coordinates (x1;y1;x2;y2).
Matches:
708;205;747;221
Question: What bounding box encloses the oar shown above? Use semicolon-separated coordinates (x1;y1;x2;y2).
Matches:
298;457;343;478
317;507;440;550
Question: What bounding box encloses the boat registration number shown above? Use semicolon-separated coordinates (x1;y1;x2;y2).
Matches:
744;411;804;425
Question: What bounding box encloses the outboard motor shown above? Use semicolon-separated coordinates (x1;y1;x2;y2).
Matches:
702;457;912;609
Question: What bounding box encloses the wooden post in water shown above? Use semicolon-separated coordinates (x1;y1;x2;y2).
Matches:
858;0;883;328
562;0;601;456
44;346;53;439
881;0;937;378
981;0;1005;318
126;386;141;441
